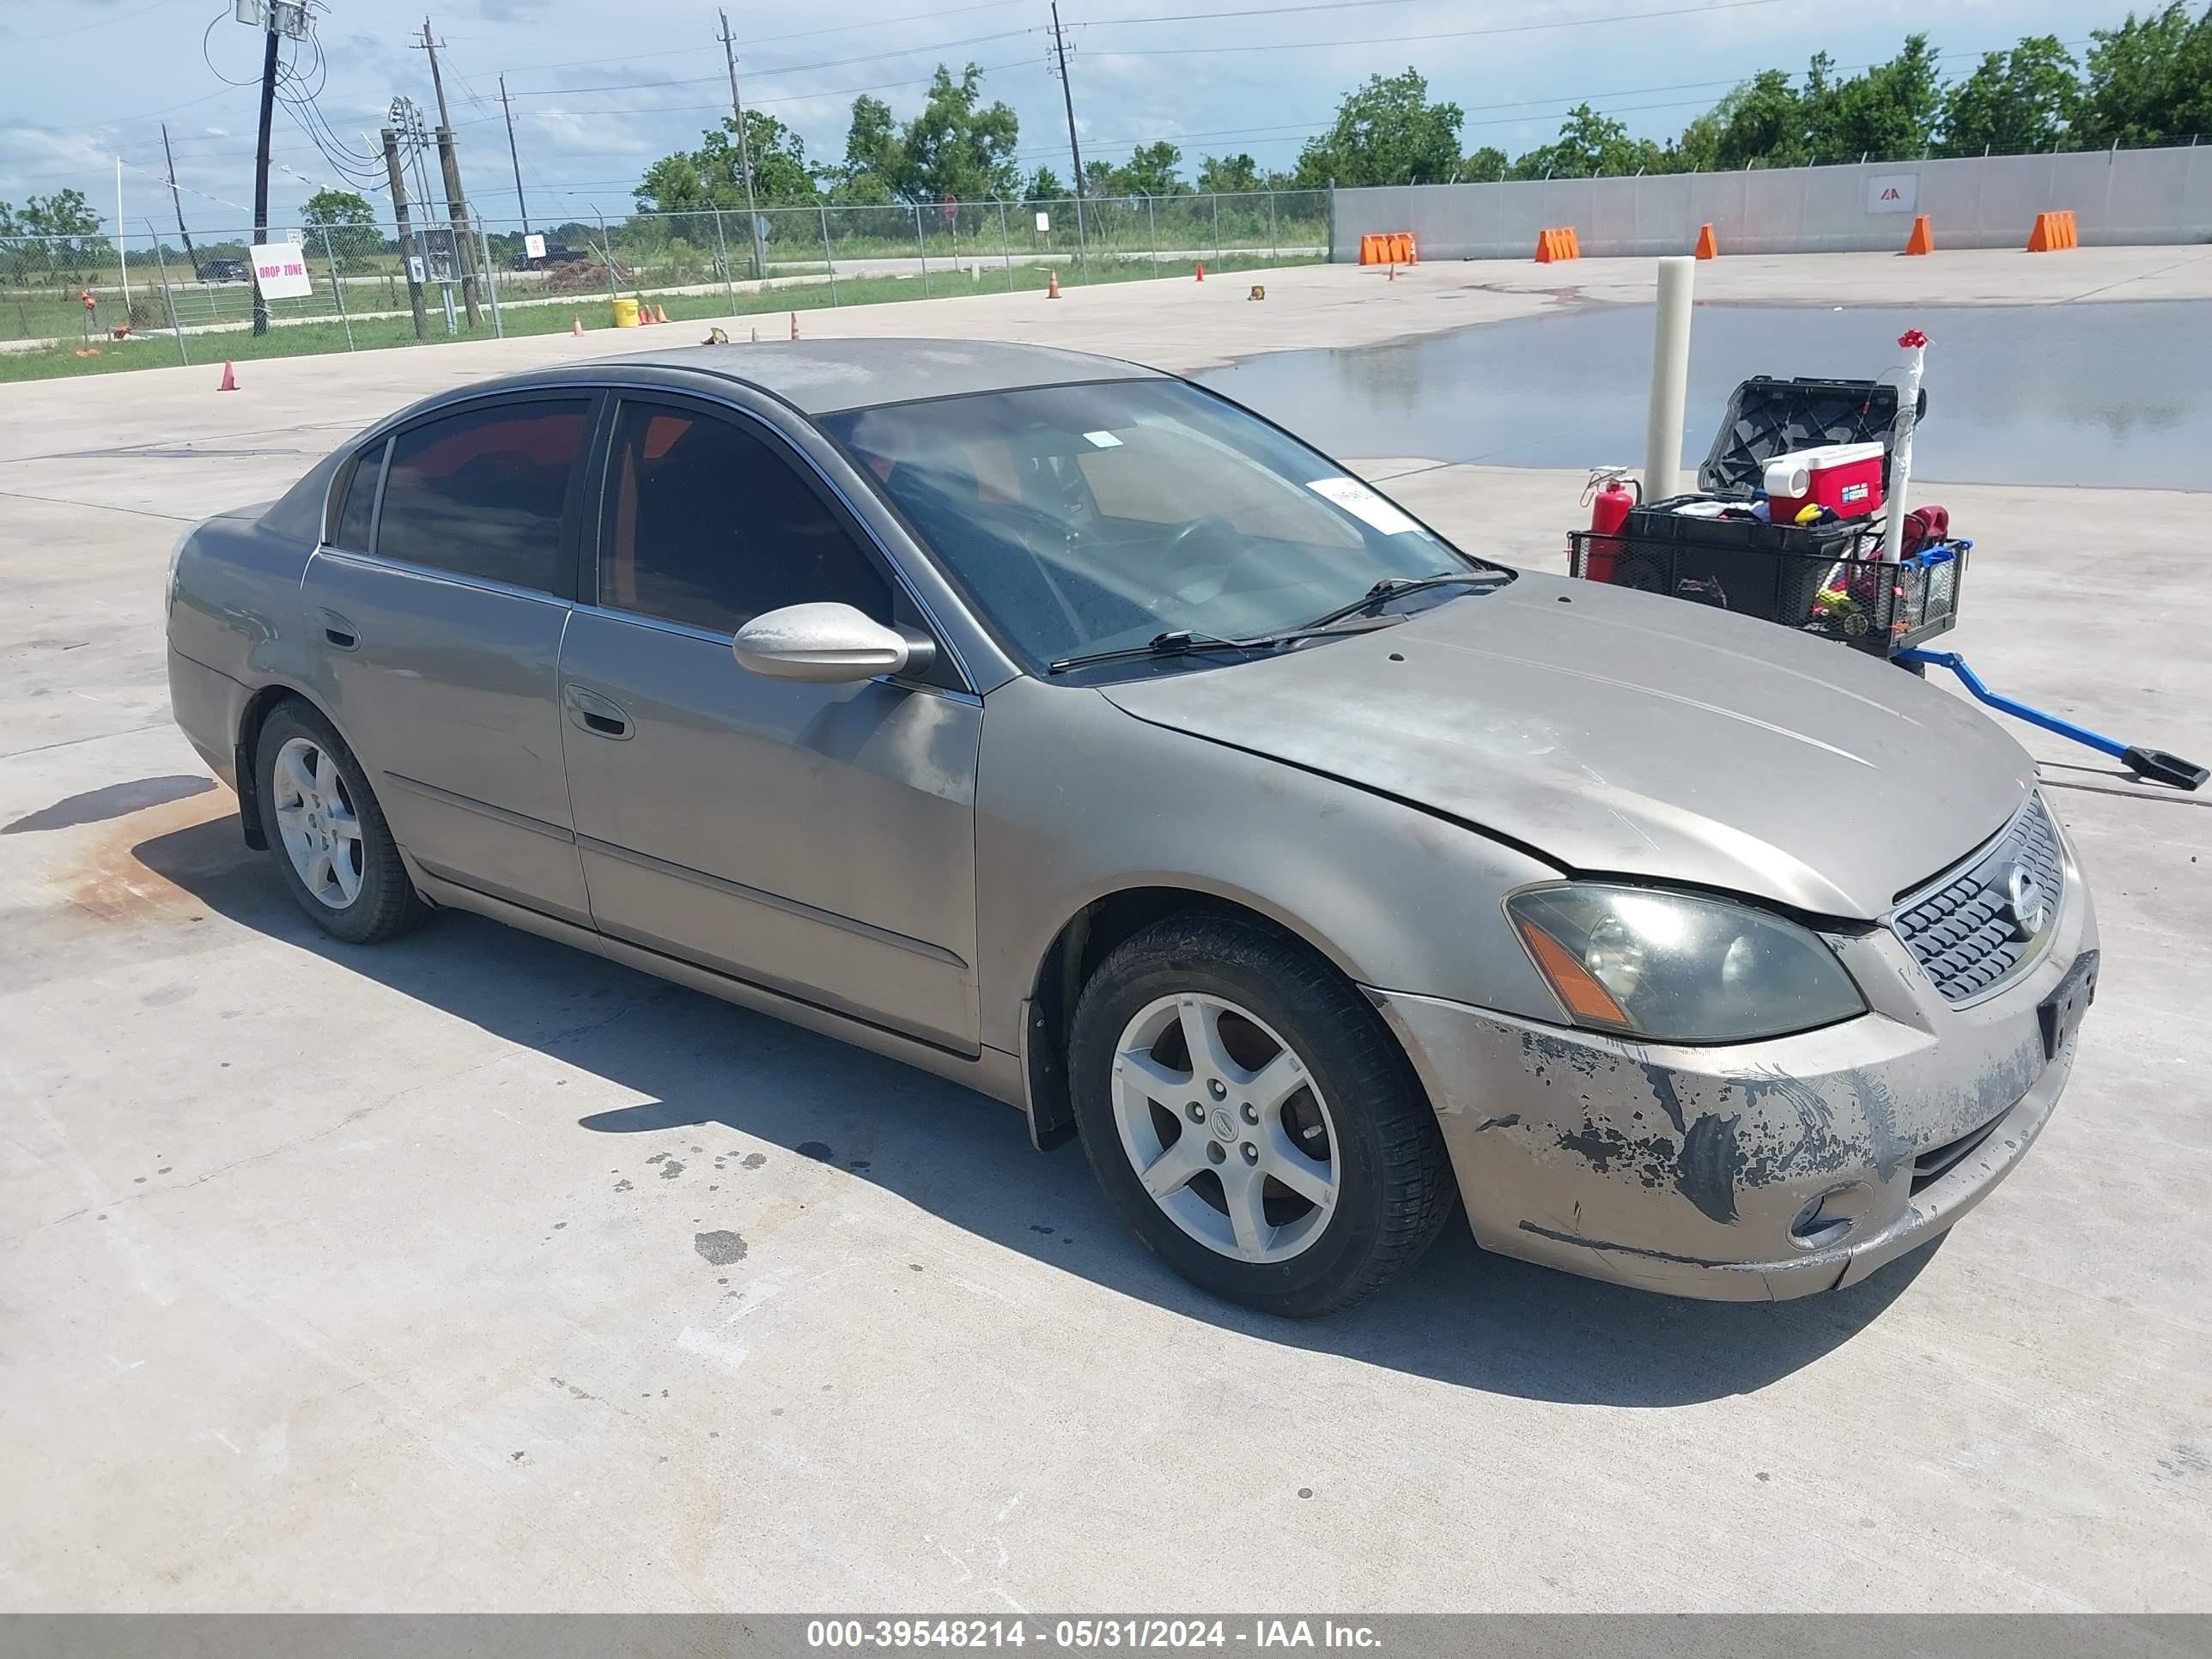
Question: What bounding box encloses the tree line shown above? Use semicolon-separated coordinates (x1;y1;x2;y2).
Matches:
6;1;2204;264
632;1;2211;212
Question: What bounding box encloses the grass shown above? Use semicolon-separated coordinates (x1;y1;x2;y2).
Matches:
0;253;1316;384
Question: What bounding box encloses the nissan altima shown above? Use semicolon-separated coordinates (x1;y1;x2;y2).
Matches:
164;338;2098;1315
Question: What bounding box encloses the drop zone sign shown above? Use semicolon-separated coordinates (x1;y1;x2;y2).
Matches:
250;242;313;299
1867;174;1918;215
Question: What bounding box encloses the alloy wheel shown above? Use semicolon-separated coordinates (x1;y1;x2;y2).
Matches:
270;735;365;910
1109;992;1340;1264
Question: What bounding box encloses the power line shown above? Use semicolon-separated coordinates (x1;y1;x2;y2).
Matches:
21;0;192;44
449;57;1047;130
503;27;1036;98
1079;0;1808;57
494;0;1032;76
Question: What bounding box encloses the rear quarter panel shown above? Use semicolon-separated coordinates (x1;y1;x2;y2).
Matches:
168;511;318;687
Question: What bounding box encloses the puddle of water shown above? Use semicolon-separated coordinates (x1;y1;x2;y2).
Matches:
1194;301;2212;489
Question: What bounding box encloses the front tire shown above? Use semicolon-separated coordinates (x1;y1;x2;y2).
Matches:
253;701;427;944
1068;912;1455;1316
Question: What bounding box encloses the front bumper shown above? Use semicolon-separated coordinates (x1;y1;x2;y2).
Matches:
1370;823;2099;1301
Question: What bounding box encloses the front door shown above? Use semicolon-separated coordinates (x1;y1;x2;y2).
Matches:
302;393;594;926
557;394;981;1052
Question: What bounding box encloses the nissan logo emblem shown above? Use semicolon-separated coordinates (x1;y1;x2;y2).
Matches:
2002;864;2047;941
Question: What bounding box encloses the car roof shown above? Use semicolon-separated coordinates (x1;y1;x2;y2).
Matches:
502;337;1166;416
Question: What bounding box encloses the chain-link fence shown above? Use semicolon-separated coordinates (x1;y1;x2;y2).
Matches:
0;189;1328;379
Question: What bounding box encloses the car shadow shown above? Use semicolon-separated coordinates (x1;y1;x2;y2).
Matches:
134;811;1936;1409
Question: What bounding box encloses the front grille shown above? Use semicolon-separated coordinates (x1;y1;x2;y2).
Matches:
1893;794;2065;1003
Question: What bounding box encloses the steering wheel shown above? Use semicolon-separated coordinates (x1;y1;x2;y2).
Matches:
1164;514;1241;565
1149;515;1243;603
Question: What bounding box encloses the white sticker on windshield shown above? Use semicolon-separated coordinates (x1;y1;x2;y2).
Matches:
1308;476;1419;536
1082;429;1124;448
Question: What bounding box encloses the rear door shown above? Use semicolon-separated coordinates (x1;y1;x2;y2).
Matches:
304;393;595;926
556;392;982;1052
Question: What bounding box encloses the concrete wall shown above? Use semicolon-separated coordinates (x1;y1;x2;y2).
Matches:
1333;147;2212;260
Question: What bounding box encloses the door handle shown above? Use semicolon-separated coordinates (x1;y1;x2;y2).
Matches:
563;684;633;740
317;608;359;650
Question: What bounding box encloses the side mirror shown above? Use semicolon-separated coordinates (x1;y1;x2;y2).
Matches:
731;602;935;684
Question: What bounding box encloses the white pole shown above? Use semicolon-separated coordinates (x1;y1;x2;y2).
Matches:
115;155;133;308
1881;327;1927;562
1644;256;1694;500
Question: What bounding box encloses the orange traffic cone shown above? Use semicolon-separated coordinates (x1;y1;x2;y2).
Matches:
1046;268;1060;299
789;311;799;340
653;303;670;324
570;314;584;337
1903;214;1935;256
1693;222;1718;259
1194;261;1205;282
217;361;238;392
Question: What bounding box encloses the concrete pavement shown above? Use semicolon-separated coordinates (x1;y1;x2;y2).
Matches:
2;252;2209;1613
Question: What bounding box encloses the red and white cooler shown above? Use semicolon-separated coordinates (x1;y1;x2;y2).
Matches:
1762;442;1886;520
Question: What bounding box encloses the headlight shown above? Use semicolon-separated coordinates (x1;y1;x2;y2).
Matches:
1506;883;1864;1043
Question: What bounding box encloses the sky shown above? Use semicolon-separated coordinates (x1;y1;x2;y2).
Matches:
0;0;2135;240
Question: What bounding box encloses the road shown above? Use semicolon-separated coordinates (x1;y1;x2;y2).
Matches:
2;251;2209;1613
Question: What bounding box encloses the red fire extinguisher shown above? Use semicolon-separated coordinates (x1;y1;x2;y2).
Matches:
1582;466;1638;583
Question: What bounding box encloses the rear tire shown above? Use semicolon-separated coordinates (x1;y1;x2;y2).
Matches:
1068;912;1455;1317
253;701;427;945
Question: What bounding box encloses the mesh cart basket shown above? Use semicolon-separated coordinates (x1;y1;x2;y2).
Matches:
1568;530;1967;659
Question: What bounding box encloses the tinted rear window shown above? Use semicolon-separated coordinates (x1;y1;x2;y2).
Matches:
375;400;588;592
331;441;384;550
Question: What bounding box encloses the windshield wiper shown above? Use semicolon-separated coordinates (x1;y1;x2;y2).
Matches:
1047;629;1283;676
1293;570;1513;634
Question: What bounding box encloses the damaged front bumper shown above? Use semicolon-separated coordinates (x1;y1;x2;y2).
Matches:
1370;835;2099;1302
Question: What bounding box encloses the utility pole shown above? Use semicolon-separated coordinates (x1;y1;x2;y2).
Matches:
716;9;764;278
413;16;482;325
382;126;430;341
1048;2;1088;264
499;75;530;234
250;15;279;334
161;123;201;280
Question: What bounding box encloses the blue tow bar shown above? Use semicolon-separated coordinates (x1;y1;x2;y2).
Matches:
1896;649;2207;793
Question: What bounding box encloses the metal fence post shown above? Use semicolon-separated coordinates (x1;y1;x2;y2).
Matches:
1146;194;1158;264
477;221;502;338
999;201;1014;289
821;204;837;305
595;208;618;306
714;208;738;309
1212;193;1223;260
1268;190;1279;261
915;204;931;297
145;223;191;367
320;228;355;351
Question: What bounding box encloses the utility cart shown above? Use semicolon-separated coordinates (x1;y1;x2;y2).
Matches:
1569;373;1962;666
1567;372;2203;790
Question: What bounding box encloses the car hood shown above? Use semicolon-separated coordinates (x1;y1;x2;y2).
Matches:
1096;572;2035;920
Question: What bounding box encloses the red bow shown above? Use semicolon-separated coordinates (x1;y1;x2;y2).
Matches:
1898;328;1928;348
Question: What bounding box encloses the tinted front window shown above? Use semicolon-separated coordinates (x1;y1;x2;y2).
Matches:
331;440;384;550
822;380;1486;672
375;400;587;592
599;399;890;633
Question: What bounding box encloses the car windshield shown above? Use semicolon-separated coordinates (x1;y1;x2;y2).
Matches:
819;380;1502;673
